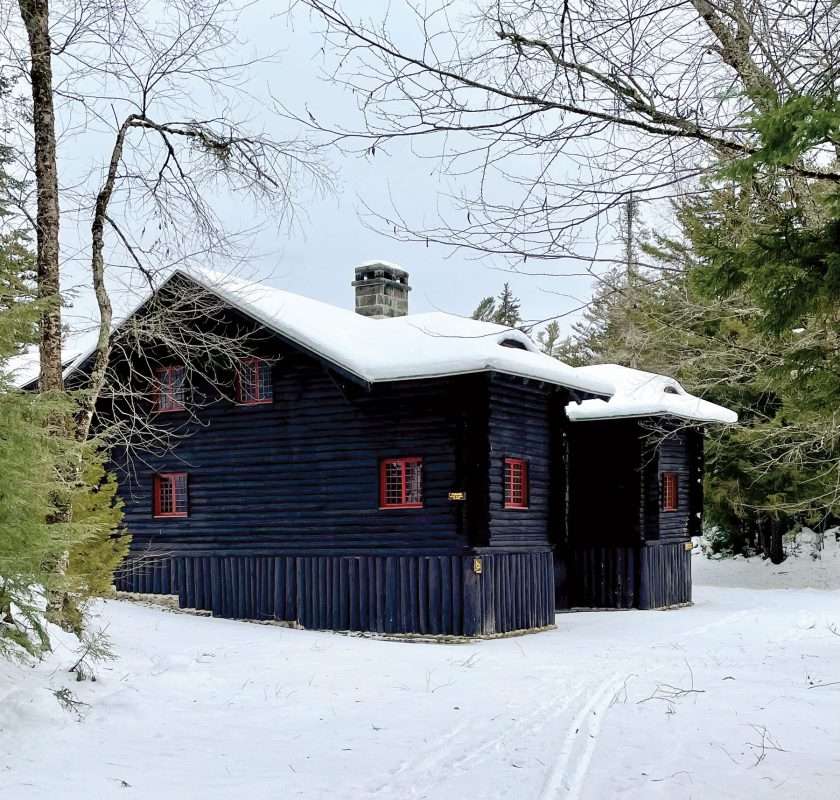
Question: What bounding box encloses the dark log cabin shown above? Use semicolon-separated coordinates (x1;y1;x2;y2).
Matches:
69;264;735;637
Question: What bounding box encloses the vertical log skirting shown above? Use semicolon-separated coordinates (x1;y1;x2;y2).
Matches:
638;542;692;609
115;550;555;637
569;541;692;609
569;545;638;609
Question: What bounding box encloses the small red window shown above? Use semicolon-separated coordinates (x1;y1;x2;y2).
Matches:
662;472;679;512
380;457;423;508
153;473;188;518
504;458;529;509
236;358;273;405
155;366;185;412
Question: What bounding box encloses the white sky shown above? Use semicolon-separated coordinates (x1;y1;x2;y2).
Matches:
19;0;617;377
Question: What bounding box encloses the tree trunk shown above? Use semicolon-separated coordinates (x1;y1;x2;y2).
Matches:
769;519;785;565
18;0;62;392
18;0;74;629
757;516;771;559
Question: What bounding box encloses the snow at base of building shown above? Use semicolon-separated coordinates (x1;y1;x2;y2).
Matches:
565;363;738;424
3;560;838;799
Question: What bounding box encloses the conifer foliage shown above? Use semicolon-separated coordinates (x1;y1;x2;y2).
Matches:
0;188;126;661
472;283;524;328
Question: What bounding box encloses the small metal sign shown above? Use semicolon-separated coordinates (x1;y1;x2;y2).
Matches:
473;557;483;575
448;491;466;501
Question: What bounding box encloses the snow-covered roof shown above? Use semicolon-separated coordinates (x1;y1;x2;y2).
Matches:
44;271;738;426
61;267;614;396
565;364;737;424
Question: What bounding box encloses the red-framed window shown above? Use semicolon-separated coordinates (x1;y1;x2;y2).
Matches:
661;472;679;512
380;457;423;508
236;357;273;405
153;472;188;518
504;457;529;509
155;365;186;412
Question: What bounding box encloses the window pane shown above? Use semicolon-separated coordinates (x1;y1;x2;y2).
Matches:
384;461;403;505
238;359;272;403
173;474;188;514
157;366;185;410
504;459;527;507
257;360;272;401
405;460;422;505
381;458;422;507
156;473;188;516
159;477;173;513
662;473;678;511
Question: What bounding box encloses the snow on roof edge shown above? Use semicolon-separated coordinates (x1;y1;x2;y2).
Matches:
564;364;737;425
59;267;615;397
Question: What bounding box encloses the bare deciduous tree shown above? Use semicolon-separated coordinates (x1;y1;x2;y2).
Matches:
4;0;328;421
1;0;328;625
299;0;839;269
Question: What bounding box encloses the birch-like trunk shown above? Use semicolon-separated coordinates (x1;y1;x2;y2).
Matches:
18;0;63;392
18;0;74;629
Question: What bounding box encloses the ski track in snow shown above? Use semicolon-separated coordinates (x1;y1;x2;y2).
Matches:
535;604;761;800
366;604;762;800
367;679;590;796
5;577;840;800
538;672;627;800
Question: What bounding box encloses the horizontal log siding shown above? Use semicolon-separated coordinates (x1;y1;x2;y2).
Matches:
115;550;555;636
688;431;704;538
486;376;554;548
116;356;477;555
638;542;692;608
656;432;692;541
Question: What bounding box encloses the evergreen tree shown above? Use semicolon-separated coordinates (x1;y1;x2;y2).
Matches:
471;282;523;327
560;194;840;560
536;320;561;357
474;186;840;559
0;232;127;657
472;296;496;323
494;283;522;327
0;146;127;658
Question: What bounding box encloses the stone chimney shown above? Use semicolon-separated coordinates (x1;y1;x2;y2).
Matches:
352;261;411;318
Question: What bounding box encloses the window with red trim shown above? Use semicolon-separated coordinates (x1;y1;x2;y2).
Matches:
236;358;273;405
504;457;529;509
153;473;188;518
661;472;679;512
155;366;185;412
380;457;423;508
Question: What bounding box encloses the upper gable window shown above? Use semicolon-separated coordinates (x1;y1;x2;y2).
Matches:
155;366;186;412
504;457;529;509
236;358;273;405
380;457;423;508
661;472;679;512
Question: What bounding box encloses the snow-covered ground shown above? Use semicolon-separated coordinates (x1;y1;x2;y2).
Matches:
3;553;840;800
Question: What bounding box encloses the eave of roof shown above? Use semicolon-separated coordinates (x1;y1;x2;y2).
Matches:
564;364;737;425
60;268;615;397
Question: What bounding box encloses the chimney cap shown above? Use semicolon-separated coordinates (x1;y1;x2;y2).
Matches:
353;260;410;287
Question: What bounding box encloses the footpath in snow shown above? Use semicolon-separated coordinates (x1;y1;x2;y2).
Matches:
2;548;840;800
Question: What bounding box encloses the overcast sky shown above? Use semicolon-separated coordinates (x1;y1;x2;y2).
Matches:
25;0;618;375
